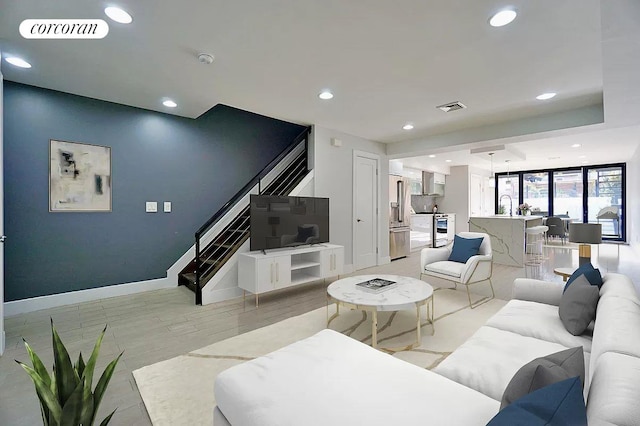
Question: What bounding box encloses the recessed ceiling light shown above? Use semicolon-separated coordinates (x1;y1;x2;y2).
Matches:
489;10;517;27
5;56;31;68
428;155;436;158
402;123;414;130
536;92;557;100
571;143;581;148
163;100;177;108
318;90;333;100
104;6;133;24
445;159;452;163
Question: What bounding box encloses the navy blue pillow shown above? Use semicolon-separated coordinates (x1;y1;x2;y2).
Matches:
448;235;484;263
564;263;603;292
487;377;586;426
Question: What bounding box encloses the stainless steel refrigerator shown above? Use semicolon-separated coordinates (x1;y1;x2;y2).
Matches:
389;175;411;259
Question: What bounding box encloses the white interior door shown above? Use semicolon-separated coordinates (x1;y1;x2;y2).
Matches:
469;174;483;217
353;154;378;270
0;71;5;355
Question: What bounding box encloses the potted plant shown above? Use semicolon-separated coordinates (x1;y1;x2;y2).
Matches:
16;320;123;426
518;203;531;215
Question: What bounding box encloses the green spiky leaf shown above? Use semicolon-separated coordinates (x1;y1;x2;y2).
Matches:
24;339;52;388
98;409;117;426
76;352;86;379
91;351;123;425
16;362;63;424
51;319;80;405
60;378;85;425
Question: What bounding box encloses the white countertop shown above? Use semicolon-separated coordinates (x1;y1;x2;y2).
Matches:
470;215;543;220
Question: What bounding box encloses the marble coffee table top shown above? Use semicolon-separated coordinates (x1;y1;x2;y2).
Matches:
327;274;433;312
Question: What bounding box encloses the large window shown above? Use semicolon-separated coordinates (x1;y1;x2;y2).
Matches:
497;174;519;215
552;169;583;221
523;172;549;215
587;166;623;238
495;163;625;241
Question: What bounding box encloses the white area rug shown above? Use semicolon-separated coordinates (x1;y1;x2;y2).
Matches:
133;288;506;425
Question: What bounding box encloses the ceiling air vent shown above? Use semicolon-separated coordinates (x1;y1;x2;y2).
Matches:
436;101;467;112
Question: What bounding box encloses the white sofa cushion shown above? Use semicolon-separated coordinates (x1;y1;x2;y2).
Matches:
589;295;640;380
423;260;464;278
586;352;640;426
434;326;579;401
486;299;593;352
214;329;499;426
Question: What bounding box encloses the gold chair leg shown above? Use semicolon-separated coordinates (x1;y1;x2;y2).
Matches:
466;285;474;309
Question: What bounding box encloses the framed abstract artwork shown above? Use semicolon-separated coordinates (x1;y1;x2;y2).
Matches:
49;139;112;212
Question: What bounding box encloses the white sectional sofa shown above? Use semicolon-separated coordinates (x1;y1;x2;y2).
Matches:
213;273;640;425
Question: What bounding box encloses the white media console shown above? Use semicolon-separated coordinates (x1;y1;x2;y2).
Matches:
238;244;344;306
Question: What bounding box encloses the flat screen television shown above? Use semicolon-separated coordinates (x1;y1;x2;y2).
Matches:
250;194;330;251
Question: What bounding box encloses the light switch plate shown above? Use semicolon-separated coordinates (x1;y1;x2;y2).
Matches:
164;201;172;213
146;201;158;213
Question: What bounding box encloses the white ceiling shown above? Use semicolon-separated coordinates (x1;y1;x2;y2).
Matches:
0;0;605;144
398;125;640;173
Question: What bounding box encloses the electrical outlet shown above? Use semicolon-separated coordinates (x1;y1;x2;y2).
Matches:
164;201;172;213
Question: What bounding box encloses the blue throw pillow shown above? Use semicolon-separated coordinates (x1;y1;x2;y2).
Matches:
564;262;603;292
448;235;484;263
487;377;586;426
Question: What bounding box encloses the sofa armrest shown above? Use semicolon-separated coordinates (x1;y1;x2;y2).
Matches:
421;246;451;269
512;278;564;306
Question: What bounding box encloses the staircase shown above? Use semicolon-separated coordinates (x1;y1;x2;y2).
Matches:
178;129;311;304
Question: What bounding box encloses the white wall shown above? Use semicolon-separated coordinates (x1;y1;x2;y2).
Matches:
438;166;469;233
628;145;640;253
311;126;389;269
437;165;493;234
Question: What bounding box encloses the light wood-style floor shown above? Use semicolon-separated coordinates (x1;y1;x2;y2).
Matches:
1;243;638;425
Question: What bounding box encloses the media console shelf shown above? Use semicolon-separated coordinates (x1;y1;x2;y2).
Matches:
239;244;344;306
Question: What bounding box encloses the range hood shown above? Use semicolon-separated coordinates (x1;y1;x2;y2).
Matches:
422;172;445;196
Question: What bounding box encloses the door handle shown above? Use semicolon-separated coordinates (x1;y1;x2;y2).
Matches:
0;235;6;243
357;219;362;222
270;263;274;283
276;263;279;282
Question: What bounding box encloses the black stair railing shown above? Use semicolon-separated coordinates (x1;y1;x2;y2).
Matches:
193;127;311;304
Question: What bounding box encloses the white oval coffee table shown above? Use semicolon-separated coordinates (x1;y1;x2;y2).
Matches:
326;274;434;349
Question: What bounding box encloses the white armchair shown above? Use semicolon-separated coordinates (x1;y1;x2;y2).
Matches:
420;232;494;308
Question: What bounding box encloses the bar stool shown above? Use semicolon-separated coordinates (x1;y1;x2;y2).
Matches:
525;225;548;277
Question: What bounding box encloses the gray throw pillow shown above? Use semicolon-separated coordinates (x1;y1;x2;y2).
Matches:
500;347;585;409
559;274;600;336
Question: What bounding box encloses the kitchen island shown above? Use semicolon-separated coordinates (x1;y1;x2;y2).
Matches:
469;215;544;267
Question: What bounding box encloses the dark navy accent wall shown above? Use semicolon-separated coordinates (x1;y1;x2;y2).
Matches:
3;81;305;301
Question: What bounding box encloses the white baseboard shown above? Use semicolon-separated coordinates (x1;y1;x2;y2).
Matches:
202;286;244;305
378;256;391;265
4;277;175;317
343;264;355;274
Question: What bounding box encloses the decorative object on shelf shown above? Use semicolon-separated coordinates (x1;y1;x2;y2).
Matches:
16;320;123;426
497;204;506;215
569;223;602;266
518;203;531;215
49;139;112;212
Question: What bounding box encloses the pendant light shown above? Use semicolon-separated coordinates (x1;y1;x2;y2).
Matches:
488;153;496;187
505;160;512;188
